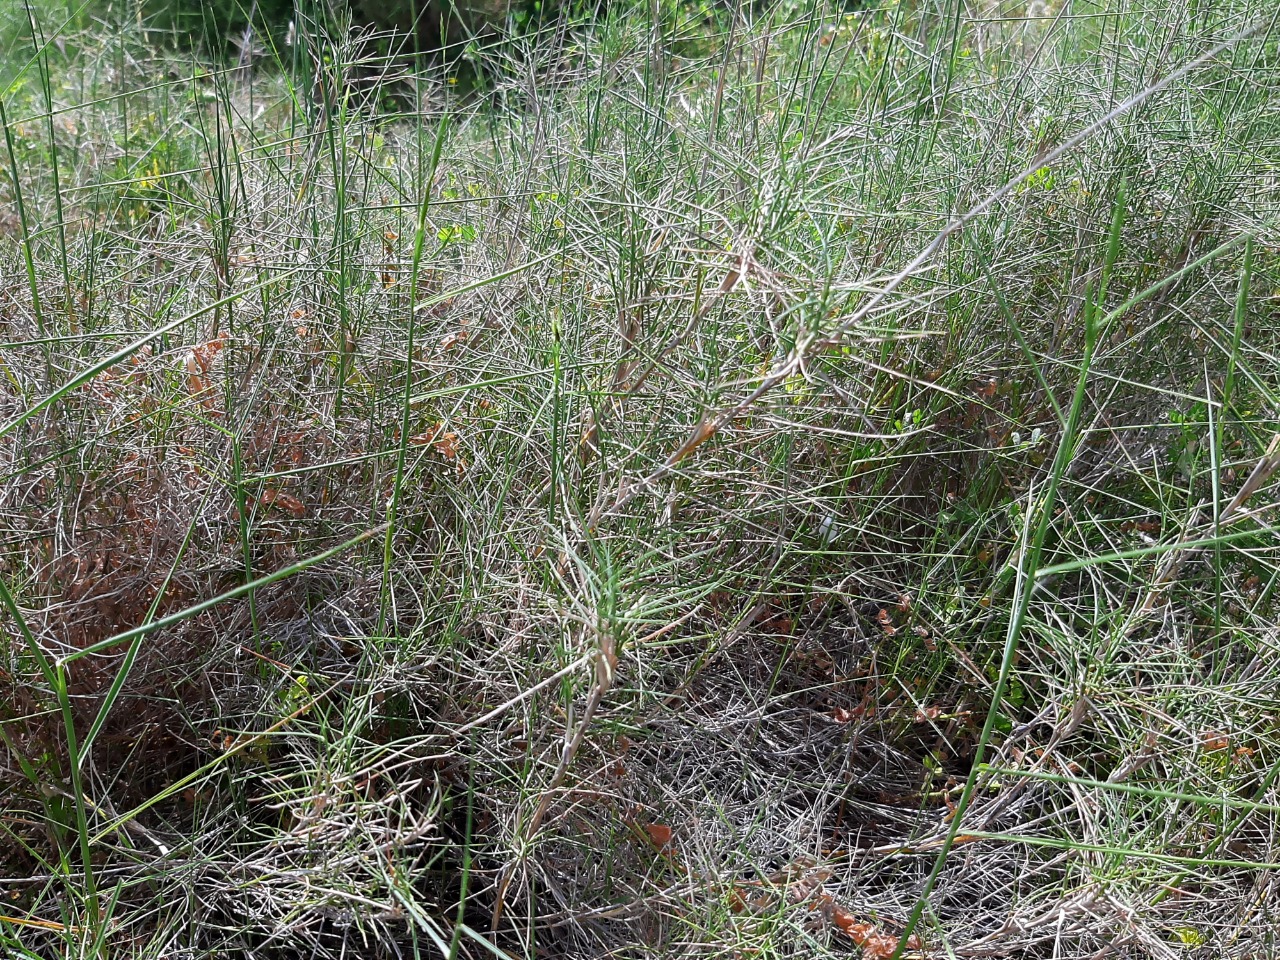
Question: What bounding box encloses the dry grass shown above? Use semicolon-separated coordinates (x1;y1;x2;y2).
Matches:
2;0;1279;957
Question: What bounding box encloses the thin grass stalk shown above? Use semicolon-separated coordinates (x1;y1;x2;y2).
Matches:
24;2;72;305
0;577;101;954
891;182;1127;957
0;96;47;340
380;112;450;634
597;27;1262;522
0;271;302;441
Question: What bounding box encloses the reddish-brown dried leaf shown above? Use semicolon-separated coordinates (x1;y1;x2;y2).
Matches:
729;881;776;915
410;423;461;459
1202;732;1230;753
671;419;717;464
763;615;794;635
261;488;306;518
436;433;461;459
644;823;674;849
183;334;226;412
827;902;921;957
420;297;456;320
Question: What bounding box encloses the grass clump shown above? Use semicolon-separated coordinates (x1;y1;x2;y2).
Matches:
1;0;1279;957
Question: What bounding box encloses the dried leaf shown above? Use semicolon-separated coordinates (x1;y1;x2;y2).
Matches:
644;823;674;849
670;419;717;465
439;328;470;350
783;864;832;904
826;902;922;958
763;615;794;635
420;297;456;320
193;334;226;371
183;334;226;412
1202;732;1230;753
410;423;461;459
436;433;460;459
729;881;778;915
912;624;937;651
260;488;306;518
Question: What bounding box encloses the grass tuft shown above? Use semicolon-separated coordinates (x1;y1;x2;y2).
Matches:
2;0;1279;956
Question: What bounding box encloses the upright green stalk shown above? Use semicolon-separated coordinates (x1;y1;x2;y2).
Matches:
891;183;1128;957
379;114;450;636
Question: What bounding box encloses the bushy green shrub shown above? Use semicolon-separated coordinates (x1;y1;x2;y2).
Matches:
140;0;305;52
353;0;520;51
142;0;529;54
